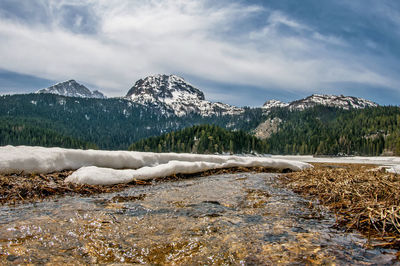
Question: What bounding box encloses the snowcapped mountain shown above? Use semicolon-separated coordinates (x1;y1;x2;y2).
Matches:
125;74;243;116
37;80;106;99
263;94;377;111
289;94;378;110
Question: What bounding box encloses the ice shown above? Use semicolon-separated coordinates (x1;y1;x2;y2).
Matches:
0;146;311;185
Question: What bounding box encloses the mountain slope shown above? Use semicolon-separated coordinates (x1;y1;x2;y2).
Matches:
263;106;400;155
129;106;400;156
262;94;377;110
125;74;243;116
37;80;106;99
0;94;264;149
0;117;97;149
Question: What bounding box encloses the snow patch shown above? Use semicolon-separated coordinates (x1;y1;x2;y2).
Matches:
385;165;400;174
262;100;289;109
66;158;309;185
271;155;400;165
0;146;311;185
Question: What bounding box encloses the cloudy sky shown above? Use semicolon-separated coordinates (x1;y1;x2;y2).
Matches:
0;0;399;106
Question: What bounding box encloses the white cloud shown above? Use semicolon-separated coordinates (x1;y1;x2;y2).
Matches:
267;11;311;31
0;0;398;99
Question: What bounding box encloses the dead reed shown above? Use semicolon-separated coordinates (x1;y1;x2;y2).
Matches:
0;166;278;205
280;163;400;249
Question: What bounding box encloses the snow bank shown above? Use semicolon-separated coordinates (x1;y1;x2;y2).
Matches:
0;146;311;185
65;158;309;185
0;145;257;174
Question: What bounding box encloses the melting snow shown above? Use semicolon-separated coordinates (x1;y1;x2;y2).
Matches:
272;155;400;174
386;165;400;174
0;146;311;185
271;155;400;165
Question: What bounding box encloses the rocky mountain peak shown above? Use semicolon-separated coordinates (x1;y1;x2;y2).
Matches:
37;80;106;99
125;74;243;117
126;74;205;102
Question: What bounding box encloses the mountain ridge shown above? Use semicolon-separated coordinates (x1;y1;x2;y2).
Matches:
34;75;379;113
263;94;378;110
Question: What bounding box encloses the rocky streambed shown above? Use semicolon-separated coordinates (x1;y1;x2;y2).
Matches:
0;171;398;264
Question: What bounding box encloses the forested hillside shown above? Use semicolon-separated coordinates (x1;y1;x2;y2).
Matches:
0;94;264;149
0;117;97;149
130;106;400;156
265;106;400;155
129;124;269;154
1;93;398;155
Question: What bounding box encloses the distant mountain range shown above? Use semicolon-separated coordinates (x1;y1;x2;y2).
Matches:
1;74;396;155
35;75;378;116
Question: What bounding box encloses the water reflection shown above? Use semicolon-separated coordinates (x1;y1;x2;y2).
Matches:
0;173;398;264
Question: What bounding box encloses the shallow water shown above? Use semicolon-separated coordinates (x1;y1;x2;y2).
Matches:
0;173;398;264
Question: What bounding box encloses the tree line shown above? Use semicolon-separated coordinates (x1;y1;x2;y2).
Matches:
265;106;400;156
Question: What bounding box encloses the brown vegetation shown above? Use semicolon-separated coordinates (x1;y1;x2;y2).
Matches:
0;167;278;205
280;163;400;249
0;171;137;205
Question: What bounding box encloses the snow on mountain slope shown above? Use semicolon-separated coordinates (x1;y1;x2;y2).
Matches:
262;100;289;109
125;74;243;117
37;80;106;99
289;94;378;110
262;94;377;110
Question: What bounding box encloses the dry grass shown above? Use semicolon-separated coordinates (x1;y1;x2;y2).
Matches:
0;166;278;205
280;163;400;248
0;171;138;205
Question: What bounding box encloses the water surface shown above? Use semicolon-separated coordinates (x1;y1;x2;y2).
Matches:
0;173;398;264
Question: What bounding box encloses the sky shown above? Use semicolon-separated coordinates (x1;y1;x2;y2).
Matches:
0;0;399;106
